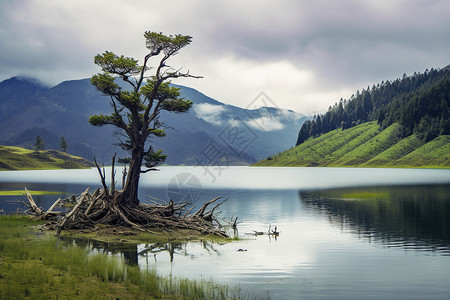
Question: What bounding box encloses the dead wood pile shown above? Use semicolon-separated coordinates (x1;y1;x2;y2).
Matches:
21;159;230;237
23;187;229;237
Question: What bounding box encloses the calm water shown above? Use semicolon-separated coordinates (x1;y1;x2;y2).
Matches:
1;167;450;299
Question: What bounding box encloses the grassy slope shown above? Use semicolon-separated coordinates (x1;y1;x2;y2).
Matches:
254;122;450;168
0;145;94;170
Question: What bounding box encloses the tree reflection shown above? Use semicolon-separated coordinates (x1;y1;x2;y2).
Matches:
61;238;221;265
299;184;450;254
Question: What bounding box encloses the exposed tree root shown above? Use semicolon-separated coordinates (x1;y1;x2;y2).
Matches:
22;156;233;238
23;187;230;238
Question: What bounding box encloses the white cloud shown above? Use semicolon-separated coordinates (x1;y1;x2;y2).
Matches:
1;0;450;115
245;116;285;132
193;103;228;126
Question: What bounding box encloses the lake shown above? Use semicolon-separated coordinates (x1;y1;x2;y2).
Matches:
1;166;450;299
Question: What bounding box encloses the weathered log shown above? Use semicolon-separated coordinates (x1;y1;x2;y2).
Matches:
193;197;222;218
42;197;62;219
85;191;101;216
25;188;42;215
56;187;89;236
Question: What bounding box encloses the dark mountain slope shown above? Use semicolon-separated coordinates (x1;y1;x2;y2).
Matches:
0;77;307;165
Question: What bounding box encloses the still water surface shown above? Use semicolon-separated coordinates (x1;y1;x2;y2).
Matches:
1;167;450;299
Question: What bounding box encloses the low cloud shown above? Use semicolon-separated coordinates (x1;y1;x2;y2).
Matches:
245;116;285;132
194;103;228;126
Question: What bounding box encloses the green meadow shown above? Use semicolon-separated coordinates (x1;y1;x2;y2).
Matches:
0;145;93;171
255;122;450;169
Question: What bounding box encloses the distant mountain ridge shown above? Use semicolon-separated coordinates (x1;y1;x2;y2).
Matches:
0;76;307;165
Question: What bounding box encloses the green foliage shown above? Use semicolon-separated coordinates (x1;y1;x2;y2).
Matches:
144;31;192;56
59;136;67;153
34;135;45;151
297;68;450;145
161;98;193;112
94;51;139;76
90;73;121;96
143;148;167;170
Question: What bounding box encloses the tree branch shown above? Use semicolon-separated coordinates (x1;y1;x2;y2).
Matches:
140;168;160;173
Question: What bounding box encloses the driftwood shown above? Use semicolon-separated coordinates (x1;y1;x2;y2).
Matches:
25;188;42;215
24;158;231;238
42;197;62;219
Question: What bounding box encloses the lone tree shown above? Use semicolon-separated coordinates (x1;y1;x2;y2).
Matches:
34;136;45;151
22;31;230;237
90;31;201;207
59;136;67;154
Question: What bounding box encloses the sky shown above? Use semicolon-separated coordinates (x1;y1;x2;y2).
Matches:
1;0;449;115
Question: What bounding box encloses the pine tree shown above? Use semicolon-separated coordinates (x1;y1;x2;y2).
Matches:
34;136;45;151
60;137;67;154
90;31;201;206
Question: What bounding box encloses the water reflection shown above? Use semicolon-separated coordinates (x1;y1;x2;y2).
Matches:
63;237;221;266
299;184;450;255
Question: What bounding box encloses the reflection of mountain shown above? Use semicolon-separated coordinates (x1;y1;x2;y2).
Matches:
299;185;450;254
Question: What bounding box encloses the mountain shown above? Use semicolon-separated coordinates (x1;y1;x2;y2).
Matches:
0;77;307;165
256;66;450;168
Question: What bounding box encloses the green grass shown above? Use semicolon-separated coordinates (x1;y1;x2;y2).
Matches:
0;145;94;171
333;123;402;166
0;190;63;196
254;122;450;169
393;135;450;168
363;134;425;167
339;191;390;200
0;215;245;299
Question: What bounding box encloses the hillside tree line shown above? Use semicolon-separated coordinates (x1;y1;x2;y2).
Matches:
297;68;450;145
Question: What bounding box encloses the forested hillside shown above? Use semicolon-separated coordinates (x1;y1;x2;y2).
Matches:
297;66;450;145
255;65;450;168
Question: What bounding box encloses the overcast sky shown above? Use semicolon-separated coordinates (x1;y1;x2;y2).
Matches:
1;0;449;115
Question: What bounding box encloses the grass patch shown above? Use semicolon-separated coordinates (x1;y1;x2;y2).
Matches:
0;215;244;299
0;145;94;171
0;190;63;196
339;191;390;200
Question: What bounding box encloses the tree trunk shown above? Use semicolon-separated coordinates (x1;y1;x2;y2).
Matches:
122;147;144;207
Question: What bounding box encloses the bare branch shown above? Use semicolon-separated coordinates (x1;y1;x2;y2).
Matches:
111;153;116;192
141;168;160;173
94;159;109;195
